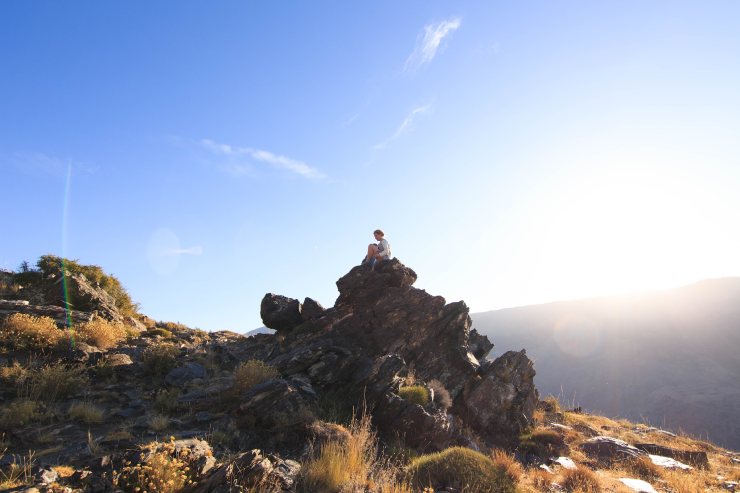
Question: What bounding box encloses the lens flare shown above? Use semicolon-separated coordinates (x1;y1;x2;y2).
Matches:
62;165;75;349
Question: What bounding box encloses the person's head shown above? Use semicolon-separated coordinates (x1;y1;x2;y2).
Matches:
373;229;384;240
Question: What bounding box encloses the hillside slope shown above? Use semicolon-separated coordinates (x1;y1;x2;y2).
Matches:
472;278;740;451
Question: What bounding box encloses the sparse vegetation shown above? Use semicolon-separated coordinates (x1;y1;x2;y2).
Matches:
398;385;431;406
142;343;180;376
406;446;517;493
232;359;279;394
29;363;87;403
153;387;181;413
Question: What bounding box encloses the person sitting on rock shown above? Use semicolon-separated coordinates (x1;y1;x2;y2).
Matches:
363;229;392;270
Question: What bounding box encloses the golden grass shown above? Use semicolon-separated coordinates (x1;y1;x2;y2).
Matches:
299;414;375;492
232;359;279;394
491;448;524;483
1;313;64;350
398;385;431;406
73;318;128;349
559;465;601;492
68;401;105;424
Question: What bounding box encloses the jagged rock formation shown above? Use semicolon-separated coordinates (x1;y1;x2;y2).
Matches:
255;259;539;449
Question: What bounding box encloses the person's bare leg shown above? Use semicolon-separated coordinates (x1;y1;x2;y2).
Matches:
365;244;379;263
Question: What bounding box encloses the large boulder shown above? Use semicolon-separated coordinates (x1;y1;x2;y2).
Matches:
252;259;538;451
260;294;302;332
454;350;539;448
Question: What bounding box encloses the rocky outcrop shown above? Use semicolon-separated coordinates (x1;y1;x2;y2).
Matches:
258;258;539;450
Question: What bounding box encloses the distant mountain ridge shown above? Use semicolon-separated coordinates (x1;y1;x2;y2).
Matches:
472;277;740;451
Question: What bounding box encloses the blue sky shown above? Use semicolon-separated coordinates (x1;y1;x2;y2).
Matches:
3;1;740;332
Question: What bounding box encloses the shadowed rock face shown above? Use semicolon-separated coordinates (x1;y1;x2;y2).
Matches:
258;258;538;450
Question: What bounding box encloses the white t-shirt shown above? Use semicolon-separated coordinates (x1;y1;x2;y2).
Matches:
377;238;392;259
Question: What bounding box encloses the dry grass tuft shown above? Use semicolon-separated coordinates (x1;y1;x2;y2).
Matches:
68;401;105;424
623;455;663;481
398;385;431;406
29;363;87;403
0;450;35;490
560;465;601;492
491;448;524;483
148;415;170;432
299;414;375;492
232;359;279;394
74;318;128;349
0;399;40;428
1;313;64;350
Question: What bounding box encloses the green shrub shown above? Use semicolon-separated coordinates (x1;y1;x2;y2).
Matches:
232;360;279;394
406;446;517;493
398;385;430;406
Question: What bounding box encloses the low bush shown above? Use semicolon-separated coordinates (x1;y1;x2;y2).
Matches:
74;318;128;349
0;399;40;428
1;314;64;350
68;402;105;424
232;360;279;394
148;414;170;432
153;388;181;413
142;343;180;376
29;364;87;403
406;446;518;493
560;465;601;492
113;438;196;493
398;385;430;406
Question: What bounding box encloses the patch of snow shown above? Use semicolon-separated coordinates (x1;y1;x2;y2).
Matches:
619;477;657;493
552;456;577;470
549;422;573;430
649;454;692;470
539;464;555;474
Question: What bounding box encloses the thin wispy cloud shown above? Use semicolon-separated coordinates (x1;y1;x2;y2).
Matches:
11;151;95;176
171;246;203;256
200;139;325;180
374;103;432;150
405;18;461;72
